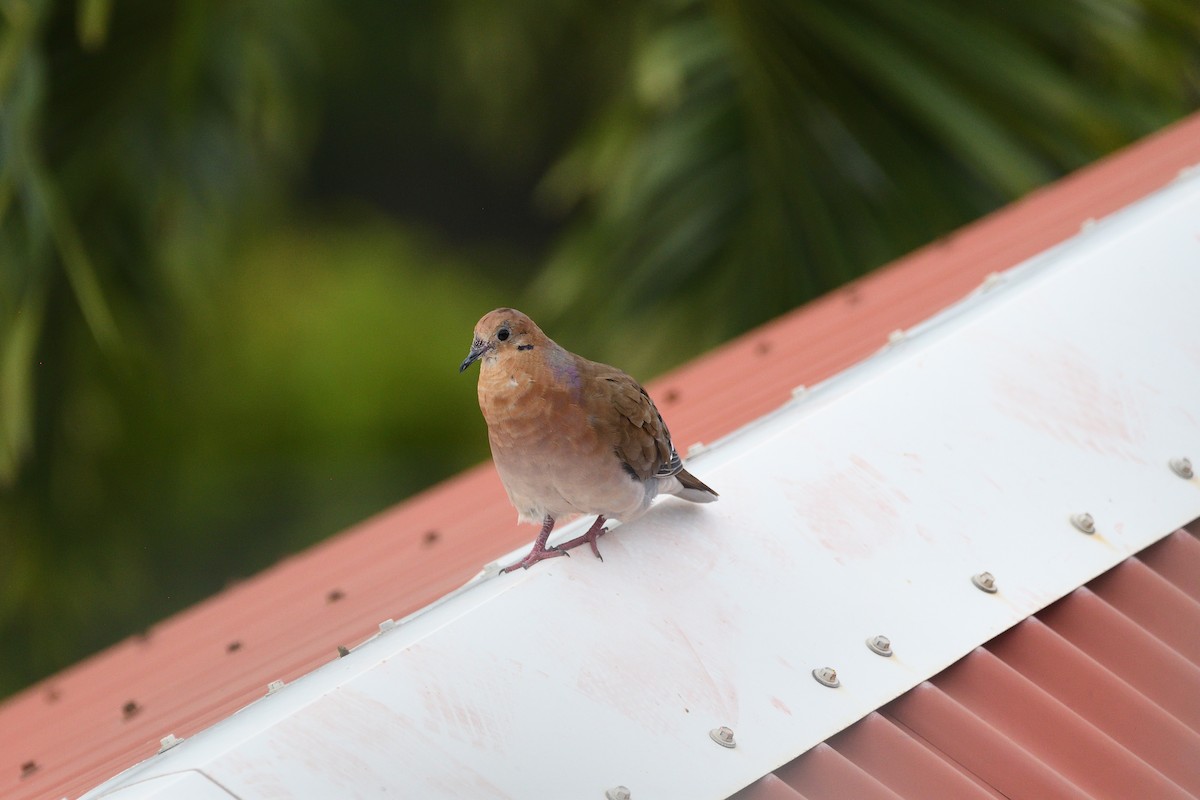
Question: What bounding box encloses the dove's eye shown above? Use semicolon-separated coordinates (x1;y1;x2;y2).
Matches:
497;327;511;342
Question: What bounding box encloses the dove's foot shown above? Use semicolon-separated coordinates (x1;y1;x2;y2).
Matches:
499;543;569;573
553;515;608;561
500;515;569;573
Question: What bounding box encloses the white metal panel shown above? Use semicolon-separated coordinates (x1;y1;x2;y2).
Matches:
92;771;234;800
84;170;1200;800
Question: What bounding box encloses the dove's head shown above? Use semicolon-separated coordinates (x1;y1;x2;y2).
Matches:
459;308;548;373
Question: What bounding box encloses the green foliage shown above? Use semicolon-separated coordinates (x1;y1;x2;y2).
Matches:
529;0;1200;342
1;0;326;480
0;0;1197;697
0;221;495;693
0;0;335;694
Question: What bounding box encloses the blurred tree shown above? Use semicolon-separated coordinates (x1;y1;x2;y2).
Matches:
1;0;1197;697
522;0;1199;354
1;0;325;481
0;0;332;691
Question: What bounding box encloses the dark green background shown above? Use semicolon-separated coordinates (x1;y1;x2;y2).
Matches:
1;0;1197;698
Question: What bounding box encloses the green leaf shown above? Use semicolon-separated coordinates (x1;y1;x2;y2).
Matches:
76;0;113;50
28;170;121;353
0;289;43;486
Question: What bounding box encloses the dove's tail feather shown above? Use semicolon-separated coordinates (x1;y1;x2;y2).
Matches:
665;468;718;503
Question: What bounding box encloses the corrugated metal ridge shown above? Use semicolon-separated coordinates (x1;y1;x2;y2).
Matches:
4;111;1200;800
731;523;1200;800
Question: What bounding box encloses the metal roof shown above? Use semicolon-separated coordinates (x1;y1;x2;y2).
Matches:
66;165;1200;799
3;111;1200;800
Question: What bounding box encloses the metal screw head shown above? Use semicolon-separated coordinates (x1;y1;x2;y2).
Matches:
605;787;631;800
812;667;840;687
1070;513;1096;534
972;572;998;593
157;734;183;753
1169;457;1194;479
866;635;893;657
266;680;285;695
709;726;736;748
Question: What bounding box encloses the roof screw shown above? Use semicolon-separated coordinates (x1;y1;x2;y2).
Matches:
157;734;183;753
605;787;632;800
20;760;38;778
866;635;893;657
337;645;350;658
888;329;906;344
972;572;998;593
379;618;397;633
1070;513;1096;534
812;667;841;688
267;680;285;695
709;726;737;748
1169;457;1194;479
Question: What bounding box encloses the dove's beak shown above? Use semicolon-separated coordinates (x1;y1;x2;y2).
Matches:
459;339;488;373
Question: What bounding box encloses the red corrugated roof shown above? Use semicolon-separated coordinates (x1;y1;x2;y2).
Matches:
4;111;1200;800
731;524;1200;800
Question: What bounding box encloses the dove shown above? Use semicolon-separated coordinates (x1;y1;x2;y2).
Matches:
459;308;718;573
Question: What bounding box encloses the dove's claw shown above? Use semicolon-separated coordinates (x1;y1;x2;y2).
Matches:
554;516;609;561
498;515;609;573
499;515;571;573
500;546;567;573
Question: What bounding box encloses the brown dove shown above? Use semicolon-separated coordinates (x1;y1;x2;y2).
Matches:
459;308;717;573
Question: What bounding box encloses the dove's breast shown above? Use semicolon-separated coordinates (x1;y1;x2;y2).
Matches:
477;353;651;523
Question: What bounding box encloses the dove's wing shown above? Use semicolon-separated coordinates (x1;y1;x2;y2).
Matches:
582;359;681;482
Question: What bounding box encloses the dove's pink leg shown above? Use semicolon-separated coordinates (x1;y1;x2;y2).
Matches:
501;516;569;573
553;515;608;561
